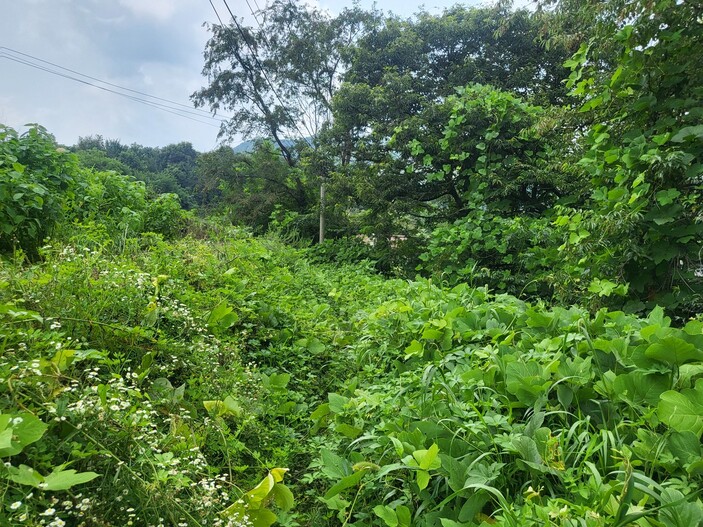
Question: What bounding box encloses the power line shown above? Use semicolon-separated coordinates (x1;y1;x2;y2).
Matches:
0;46;231;120
214;0;314;142
236;0;319;140
0;52;224;128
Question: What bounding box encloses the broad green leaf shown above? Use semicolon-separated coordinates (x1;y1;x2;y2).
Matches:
7;464;44;487
0;428;12;450
208;301;238;329
645;337;703;365
413;443;440;470
613;372;670;406
335;423;362;439
416;469;431;490
43;469;99;490
247;473;275;508
422;328;443;340
271;483;294;511
223;396;243;417
404;339;423;358
267;373;290;389
390;436;405;457
658;489;703;527
655;188;681;206
441;520;472;527
511;436;543;466
249;508;277;527
203;400;224;415
671;125;703;143
270;468;288;483
505;362;550;405
396;505;411;527
310;403;330;421
374;505;399;527
667;431;702;466
0;413;48;457
328;393;348;414
51;348;75;372
658;380;703;437
320;449;352;479
324;469;366;500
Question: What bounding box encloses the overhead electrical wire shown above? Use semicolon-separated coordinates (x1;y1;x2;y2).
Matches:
0;46;231;120
211;0;315;142
0;48;228;127
233;0;321;141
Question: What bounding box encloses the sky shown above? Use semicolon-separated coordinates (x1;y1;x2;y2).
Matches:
1;0;492;152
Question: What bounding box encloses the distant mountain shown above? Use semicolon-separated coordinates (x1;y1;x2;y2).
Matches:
232;138;310;154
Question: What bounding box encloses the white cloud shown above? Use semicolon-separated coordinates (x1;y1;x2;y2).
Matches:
118;0;179;22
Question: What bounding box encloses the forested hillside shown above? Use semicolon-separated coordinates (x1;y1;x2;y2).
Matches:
1;0;702;525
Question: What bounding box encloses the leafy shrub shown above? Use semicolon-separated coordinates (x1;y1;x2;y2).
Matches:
418;188;558;297
142;193;192;239
305;236;378;267
0;125;78;258
312;282;703;526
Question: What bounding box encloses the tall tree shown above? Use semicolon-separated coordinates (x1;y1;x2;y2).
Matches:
192;1;379;166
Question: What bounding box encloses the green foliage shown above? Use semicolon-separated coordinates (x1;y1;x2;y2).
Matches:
311;283;703;526
418;190;557;296
554;0;703;318
0;124;191;255
305;236;378;267
0;125;77;258
142;192;192;239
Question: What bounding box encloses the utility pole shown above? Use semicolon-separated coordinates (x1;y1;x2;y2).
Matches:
319;176;326;243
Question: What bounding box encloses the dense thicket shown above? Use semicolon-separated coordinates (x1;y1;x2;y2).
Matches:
1;124;702;526
190;0;702;320
1;0;702;525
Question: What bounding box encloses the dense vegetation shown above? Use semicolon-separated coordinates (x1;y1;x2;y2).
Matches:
1;0;702;525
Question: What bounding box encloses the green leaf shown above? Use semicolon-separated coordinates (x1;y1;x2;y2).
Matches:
249;508;278;527
324;470;366;500
413;443;440;470
374;505;399;527
0;413;48;457
335;423;362;439
7;464;44;487
43;469;99;490
658;489;703;527
245;472;276;509
328;393;348;414
645;337;703;365
670;125;703;143
404;339;423;358
656;188;681;206
310;403;330;421
396;505;411;527
271;483;294;511
0;428;13;450
416;469;431;490
421;328;443;340
267;373;290;389
511;435;543;466
505;362;550;405
320;449;352;479
658;380;703;437
223;396;243;417
613;372;670;406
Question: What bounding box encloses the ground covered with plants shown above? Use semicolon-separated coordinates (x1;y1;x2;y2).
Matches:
1;123;702;526
2;0;703;525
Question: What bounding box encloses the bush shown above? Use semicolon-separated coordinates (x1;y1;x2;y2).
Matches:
0;125;78;258
142;193;192;239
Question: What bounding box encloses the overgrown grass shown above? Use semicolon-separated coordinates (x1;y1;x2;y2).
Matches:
1;222;702;526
